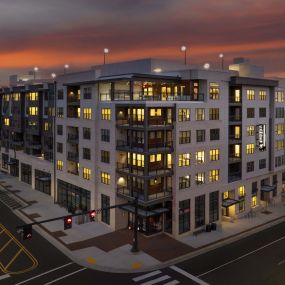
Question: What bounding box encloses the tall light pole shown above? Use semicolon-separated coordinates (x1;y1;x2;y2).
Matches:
64;64;69;74
103;48;109;64
181;45;187;65
219;53;224;70
51;73;57;203
33;67;39;80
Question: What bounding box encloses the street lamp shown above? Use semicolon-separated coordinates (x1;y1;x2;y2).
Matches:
181;45;187;65
33;67;39;80
219;53;224;70
64;64;69;74
203;63;210;70
103;48;109;64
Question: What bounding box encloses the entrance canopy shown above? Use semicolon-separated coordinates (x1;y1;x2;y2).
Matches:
38;177;51;182
222;199;239;208
261;185;276;192
120;204;168;217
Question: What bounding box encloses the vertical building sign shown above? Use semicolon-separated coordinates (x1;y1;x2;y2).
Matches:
256;124;266;151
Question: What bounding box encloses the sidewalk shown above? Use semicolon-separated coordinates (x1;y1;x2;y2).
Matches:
1;172;285;273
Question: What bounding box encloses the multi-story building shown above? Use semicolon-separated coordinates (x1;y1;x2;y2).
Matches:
1;58;284;238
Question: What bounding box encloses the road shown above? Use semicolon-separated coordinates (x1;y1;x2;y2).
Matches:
1;194;285;284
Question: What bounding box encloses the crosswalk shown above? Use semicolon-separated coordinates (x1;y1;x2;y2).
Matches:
132;270;180;285
0;189;23;209
0;274;11;281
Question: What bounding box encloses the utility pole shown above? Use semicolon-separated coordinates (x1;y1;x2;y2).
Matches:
131;197;139;252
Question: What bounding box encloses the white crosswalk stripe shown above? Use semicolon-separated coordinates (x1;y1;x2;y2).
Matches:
132;270;180;285
0;274;11;280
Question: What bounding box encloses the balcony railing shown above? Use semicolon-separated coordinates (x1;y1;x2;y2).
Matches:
67;169;79;176
116;140;173;150
229;135;242;140
67;152;79;162
229;115;242;121
67;133;79;143
116;117;173;127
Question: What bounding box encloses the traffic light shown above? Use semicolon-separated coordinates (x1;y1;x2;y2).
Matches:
64;216;72;230
23;225;33;240
89;210;96;222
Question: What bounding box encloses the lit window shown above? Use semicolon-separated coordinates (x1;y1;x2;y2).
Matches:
150;154;162;163
178;108;190;122
83;167;91;180
101;108;111;120
209;83;220;100
195;108;205;121
238;186;245;197
179;175;191;190
57;160;63;170
28;92;38;101
13;93;20;101
150;108;161;117
29;107;38;116
247;125;255;136
132;153;145;167
83;108;92;120
210;149;219;161
251;195;257;207
209;169;219;182
275;89;284;102
259;90;267;100
247;89;255;100
223;191;229;199
234;89;241;102
179;153;191;166
4;118;10;126
209;108;219;120
195;151;205;164
275;123;284;135
275;140;284;150
195;172;205;185
101;172;110;185
246;144;255;154
44;122;49;131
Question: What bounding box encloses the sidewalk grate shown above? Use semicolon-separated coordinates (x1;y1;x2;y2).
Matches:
0;189;23;210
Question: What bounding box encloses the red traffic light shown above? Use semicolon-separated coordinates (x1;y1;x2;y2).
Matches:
89;210;96;222
64;216;72;230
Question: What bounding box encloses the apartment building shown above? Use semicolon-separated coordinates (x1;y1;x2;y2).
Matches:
1;58;284;238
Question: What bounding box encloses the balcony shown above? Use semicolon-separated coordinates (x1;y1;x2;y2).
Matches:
229;155;241;163
67;133;79;144
116;117;173;129
228;172;242;183
116;140;173;152
67;169;79;176
229;135;242;142
229;115;242;122
67;152;79;162
67;94;80;105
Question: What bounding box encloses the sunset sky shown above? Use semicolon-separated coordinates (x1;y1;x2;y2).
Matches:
0;0;285;84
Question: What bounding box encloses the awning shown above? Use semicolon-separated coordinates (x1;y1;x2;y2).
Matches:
222;199;239;208
261;185;276;192
119;204;168;217
38;177;51;182
7;160;16;165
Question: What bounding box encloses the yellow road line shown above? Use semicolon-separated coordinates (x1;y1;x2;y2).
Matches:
4;248;23;270
0;239;13;253
0;229;4;236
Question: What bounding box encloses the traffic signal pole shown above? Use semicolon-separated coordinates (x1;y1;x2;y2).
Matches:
131;197;139;253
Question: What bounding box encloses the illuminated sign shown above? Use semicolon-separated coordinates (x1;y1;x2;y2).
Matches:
256;124;266;151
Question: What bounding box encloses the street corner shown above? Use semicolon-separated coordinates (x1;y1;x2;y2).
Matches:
85;257;97;265
131;262;143;269
0;223;38;275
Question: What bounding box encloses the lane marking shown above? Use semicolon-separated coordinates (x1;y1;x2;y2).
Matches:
14;262;74;285
141;275;170;285
0;274;10;280
198;235;285;278
278;259;285;266
5;248;23;270
164;280;180;285
133;270;162;282
0;229;4;236
0;239;13;253
43;268;87;285
170;266;209;285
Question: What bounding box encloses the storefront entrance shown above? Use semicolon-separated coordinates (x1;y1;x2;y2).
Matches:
35;170;51;195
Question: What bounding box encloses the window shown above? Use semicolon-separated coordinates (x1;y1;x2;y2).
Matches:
195;151;205;164
28;107;38;116
83;108;92;120
259;90;267;100
57;143;63;153
101;150;110;163
101;172;110;185
195;172;205;185
179;175;191;190
83;167;91;180
101;129;110;142
179;199;190;234
209;108;219;120
259;159;266;169
275;140;284;150
209;83;220;100
247;161;254;172
57;125;63;135
28;92;38;101
4;118;10;126
247;108;255;118
209;191;219;223
195;195;205;228
57;90;64;100
259;108;266;118
209;169;219;182
246;144;254;154
179;131;191;144
57;160;63;171
251;195;257;207
275;124;284;135
131;153;145;167
83;127;91;140
83;87;92;99
57;107;64;117
195;108;205;121
247;125;255;136
83;148;91;160
275;155;285;167
275;89;284;102
239;186;245;198
276;107;284;118
178;153;191;166
239;200;245;212
150;154;162;163
178;108;190;122
196;130;205;142
44;122;50;131
101;194;110;225
13;93;20;101
101;108;111;120
234;89;241;102
210;149;220;161
210;129;220;141
247;89;255;100
150;108;162;117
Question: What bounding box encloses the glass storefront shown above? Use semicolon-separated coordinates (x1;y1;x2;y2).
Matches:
9;158;19;177
57;179;90;213
35;169;51;195
21;163;32;184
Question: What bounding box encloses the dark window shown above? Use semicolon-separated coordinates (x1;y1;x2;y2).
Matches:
259;159;266;169
1;153;8;170
101;129;110;142
57;90;64;100
276;107;285;118
83;87;92;99
179;175;191;189
57;142;63;153
101;150;110;163
252;182;258;194
179;131;191;144
247;161;254;172
179;199;190;234
273;175;278;185
101;194;110;225
195;195;205;228
83;128;91;140
247;108;255;118
21;163;32;185
209;108;219;120
57;125;63;135
209;191;219;223
210;129;220;141
57;107;64;117
83;148;91;160
196;130;205;142
259;108;266;118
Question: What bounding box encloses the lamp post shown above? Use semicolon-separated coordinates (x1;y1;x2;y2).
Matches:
33;67;39;80
64;64;69;74
181;46;187;65
204;63;210;70
219;53;224;70
103;48;109;64
51;73;57;203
